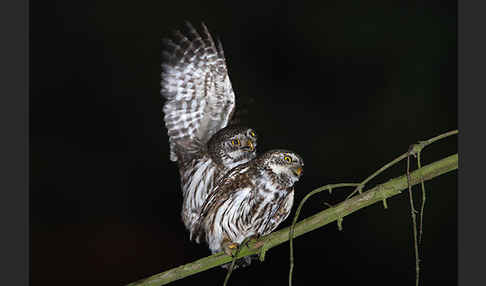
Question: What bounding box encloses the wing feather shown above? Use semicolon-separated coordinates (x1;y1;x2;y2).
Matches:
161;22;236;161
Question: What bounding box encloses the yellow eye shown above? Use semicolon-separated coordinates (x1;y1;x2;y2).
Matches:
249;131;256;137
231;139;240;146
284;156;292;163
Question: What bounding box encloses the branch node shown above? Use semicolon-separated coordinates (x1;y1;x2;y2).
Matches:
408;141;426;158
346;184;365;200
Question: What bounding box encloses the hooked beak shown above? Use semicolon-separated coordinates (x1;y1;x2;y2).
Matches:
293;167;303;177
246;140;255;152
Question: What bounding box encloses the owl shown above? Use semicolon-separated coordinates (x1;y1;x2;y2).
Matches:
178;125;258;239
161;23;259;239
193;150;304;267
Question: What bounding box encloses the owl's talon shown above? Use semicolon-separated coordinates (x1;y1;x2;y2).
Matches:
223;241;239;257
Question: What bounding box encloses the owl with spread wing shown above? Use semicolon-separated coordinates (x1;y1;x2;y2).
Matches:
161;22;258;239
193;150;304;267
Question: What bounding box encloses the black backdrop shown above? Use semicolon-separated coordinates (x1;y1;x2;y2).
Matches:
30;1;457;285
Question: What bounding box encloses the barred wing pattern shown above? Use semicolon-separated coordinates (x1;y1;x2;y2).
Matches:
161;22;236;162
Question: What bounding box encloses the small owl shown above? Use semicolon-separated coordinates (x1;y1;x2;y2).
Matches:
161;23;259;239
178;125;258;239
193;150;304;267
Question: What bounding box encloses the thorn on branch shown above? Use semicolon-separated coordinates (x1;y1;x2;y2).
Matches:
382;199;388;209
323;202;333;208
337;217;343;231
259;242;267;262
380;190;388;209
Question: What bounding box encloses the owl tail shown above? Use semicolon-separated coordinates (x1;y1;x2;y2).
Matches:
190;219;206;244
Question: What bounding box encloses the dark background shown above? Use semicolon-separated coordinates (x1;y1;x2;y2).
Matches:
30;1;457;285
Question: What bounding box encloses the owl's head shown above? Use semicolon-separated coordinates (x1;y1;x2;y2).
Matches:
259;149;304;187
207;125;258;170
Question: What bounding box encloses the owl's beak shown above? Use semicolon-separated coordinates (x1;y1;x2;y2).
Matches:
246;140;255;152
293;167;303;177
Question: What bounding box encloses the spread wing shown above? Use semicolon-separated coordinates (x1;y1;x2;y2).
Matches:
161;22;236;162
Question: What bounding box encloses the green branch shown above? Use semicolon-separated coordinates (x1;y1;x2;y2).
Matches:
126;153;458;286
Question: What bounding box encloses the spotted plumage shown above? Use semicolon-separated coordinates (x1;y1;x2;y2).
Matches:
193;150;304;267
